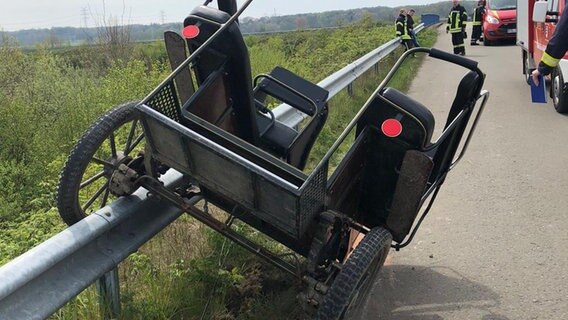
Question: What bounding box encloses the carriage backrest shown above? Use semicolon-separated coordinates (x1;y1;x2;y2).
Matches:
183;5;259;145
429;70;481;183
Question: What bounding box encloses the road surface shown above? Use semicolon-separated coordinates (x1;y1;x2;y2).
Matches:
360;27;568;320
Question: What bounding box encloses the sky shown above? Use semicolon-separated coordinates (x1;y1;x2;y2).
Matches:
0;0;445;32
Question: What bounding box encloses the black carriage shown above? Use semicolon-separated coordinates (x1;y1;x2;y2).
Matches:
56;1;489;318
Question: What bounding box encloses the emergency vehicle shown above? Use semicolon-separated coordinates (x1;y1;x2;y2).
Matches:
483;0;518;45
519;0;568;113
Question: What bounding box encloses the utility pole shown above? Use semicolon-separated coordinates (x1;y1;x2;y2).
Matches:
160;10;166;24
81;7;89;28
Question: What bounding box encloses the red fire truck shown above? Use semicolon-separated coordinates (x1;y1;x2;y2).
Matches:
518;0;568;112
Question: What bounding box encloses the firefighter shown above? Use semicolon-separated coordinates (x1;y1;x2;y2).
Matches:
446;0;468;55
471;0;485;45
396;9;413;51
531;8;568;86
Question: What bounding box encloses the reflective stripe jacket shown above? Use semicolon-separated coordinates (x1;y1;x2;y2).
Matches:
447;4;468;33
472;6;483;26
538;10;568;75
396;14;411;40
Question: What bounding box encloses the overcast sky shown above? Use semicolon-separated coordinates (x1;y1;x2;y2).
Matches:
0;0;445;31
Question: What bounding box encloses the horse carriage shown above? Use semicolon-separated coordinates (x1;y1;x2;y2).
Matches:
56;0;489;318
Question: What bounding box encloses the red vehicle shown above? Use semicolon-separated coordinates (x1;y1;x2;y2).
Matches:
519;0;568;112
483;0;518;45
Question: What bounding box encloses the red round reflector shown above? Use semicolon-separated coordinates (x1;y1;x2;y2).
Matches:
182;25;200;39
381;119;403;138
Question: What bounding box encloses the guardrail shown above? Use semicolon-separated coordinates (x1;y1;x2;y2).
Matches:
0;23;425;319
274;23;424;127
0;171;199;319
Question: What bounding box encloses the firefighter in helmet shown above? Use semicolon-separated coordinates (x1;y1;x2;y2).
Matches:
471;0;485;45
447;0;468;55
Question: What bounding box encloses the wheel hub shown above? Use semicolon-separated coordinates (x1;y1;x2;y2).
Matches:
553;75;561;105
103;152;132;177
106;152;146;197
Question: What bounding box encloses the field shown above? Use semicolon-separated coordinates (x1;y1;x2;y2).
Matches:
0;18;437;319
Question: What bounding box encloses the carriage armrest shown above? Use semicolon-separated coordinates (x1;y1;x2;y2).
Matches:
254;67;328;116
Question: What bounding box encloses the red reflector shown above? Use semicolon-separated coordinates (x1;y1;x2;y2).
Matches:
182;25;200;39
381;119;403;137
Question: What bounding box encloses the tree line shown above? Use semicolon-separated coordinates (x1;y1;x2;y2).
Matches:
2;1;476;48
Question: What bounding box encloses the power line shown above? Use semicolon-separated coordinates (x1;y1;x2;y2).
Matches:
81;8;89;28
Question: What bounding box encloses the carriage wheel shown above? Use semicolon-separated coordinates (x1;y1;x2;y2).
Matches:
314;227;392;320
57;101;146;226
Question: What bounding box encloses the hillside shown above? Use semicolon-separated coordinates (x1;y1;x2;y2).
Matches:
2;1;475;48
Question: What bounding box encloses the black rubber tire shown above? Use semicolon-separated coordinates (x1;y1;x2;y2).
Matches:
314;227;392;320
552;67;568;113
57;101;143;226
483;37;492;46
523;50;533;85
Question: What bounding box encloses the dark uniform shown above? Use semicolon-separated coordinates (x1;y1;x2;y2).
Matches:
447;4;468;55
537;9;568;76
396;13;413;51
471;3;484;45
407;12;420;47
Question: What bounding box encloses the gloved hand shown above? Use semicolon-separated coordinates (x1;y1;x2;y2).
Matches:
463;31;467;39
446;26;449;33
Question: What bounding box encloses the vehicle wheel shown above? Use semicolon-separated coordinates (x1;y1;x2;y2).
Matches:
314;227;392;320
523;51;533;85
483;37;492;46
57;101;146;225
552;67;568;113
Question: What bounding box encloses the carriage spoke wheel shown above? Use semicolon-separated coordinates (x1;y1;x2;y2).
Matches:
314;227;392;320
57;101;146;226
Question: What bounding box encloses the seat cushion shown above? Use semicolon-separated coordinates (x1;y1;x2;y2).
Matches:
257;114;298;155
381;88;435;143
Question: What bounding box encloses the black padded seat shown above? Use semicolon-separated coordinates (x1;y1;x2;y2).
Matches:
257;114;298;155
381;88;436;143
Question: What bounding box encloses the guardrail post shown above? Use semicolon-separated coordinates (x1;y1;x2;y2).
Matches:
347;83;353;96
374;62;379;74
97;268;121;319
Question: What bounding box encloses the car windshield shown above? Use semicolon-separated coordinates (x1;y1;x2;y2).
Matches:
489;0;516;10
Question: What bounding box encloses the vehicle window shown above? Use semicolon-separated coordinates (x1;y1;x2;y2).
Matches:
489;0;517;10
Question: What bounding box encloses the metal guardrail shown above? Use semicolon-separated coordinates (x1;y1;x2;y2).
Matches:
0;23;425;319
0;171;199;319
273;23;424;127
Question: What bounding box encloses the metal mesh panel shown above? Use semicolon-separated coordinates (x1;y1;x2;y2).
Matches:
298;163;328;236
147;81;181;122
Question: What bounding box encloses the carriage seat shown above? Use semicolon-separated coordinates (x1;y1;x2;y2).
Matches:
254;66;329;169
380;87;436;145
256;113;298;155
183;6;328;170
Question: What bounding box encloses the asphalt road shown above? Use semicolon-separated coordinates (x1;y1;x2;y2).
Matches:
360;28;568;319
